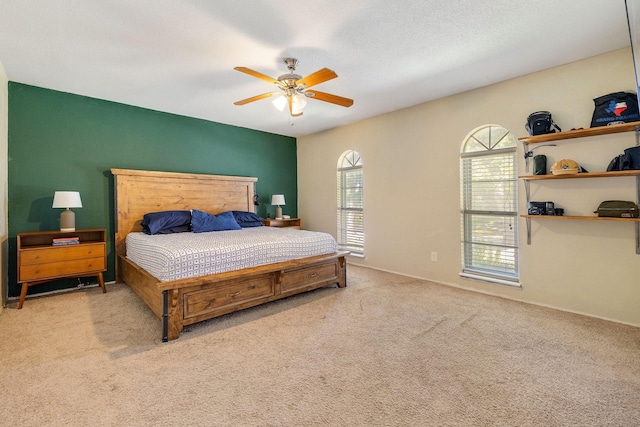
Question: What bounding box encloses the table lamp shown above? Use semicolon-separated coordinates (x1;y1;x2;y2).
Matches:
52;191;83;232
271;194;285;219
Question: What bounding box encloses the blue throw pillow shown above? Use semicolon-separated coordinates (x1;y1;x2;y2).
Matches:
231;211;264;228
191;210;242;233
141;210;192;235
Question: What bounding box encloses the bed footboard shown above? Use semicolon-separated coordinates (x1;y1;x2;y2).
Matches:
119;251;348;341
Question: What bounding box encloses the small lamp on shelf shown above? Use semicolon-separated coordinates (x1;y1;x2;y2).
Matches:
271;194;285;219
52;191;83;232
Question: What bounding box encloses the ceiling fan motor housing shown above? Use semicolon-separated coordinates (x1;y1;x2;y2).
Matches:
278;58;303;92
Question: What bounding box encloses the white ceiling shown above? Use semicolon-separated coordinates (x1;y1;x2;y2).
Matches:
0;0;633;138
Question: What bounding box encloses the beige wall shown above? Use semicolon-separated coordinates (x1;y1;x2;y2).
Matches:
0;58;7;312
298;48;640;326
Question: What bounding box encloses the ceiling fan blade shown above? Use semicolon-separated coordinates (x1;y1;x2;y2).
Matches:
296;68;338;89
234;67;279;85
234;92;275;105
305;90;354;107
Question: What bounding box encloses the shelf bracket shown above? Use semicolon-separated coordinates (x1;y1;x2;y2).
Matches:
637;175;640;255
523;179;532;244
524;179;531;203
522;141;531;173
635;127;640;254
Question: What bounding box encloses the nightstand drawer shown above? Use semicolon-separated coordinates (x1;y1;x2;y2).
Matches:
19;256;106;282
20;243;105;265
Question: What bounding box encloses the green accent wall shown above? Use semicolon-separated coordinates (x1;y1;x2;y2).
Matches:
7;82;297;298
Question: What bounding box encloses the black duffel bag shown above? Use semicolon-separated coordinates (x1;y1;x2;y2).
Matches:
591;91;640;127
606;146;640;171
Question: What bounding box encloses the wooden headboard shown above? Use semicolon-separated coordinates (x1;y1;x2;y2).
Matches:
110;168;257;261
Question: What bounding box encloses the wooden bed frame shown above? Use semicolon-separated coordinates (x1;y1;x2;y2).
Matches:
111;168;348;341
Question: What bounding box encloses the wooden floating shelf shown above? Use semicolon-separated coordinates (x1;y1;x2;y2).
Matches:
519;170;640;180
520;214;640;222
518;121;640;144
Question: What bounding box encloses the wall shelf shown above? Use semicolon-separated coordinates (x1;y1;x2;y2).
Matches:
521;214;640;222
519;121;640;144
520;170;640;180
519;122;640;253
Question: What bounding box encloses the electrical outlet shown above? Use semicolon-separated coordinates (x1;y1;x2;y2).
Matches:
431;252;438;262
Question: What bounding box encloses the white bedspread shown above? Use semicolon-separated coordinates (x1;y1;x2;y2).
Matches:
126;227;338;282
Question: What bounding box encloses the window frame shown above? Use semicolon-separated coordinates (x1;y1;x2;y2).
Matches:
337;150;364;255
460;125;520;286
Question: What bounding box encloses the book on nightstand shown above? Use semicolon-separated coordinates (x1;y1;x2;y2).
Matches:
52;237;80;246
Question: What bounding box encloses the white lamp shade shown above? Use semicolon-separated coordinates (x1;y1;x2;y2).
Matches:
52;191;83;209
272;95;287;111
291;94;307;115
271;194;285;206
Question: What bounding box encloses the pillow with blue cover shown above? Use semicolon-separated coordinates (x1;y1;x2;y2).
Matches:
141;210;192;235
232;210;264;228
191;209;242;233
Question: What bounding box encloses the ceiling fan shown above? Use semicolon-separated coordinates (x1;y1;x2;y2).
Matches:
234;57;354;117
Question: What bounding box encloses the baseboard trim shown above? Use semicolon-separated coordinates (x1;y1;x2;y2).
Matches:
347;261;640;329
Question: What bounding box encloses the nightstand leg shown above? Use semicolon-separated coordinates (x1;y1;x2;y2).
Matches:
97;272;106;293
18;283;29;309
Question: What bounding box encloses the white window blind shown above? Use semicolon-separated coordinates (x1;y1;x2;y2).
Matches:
460;126;519;282
337;151;364;255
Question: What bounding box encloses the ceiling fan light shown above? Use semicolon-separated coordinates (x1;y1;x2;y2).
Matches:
272;95;287;111
291;93;307;115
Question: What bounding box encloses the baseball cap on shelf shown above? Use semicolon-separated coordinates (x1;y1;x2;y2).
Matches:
550;159;580;175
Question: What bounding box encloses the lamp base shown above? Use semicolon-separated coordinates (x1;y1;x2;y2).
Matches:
60;209;76;232
275;206;283;219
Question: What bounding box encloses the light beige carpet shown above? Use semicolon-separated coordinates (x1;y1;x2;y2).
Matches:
1;265;639;426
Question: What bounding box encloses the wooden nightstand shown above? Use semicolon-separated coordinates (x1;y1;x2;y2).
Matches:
263;218;302;230
17;228;107;309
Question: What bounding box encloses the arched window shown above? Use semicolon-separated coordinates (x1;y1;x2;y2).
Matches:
460;125;519;284
337;150;364;255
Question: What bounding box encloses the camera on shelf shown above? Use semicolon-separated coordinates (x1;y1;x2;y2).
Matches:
528;201;555;215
